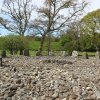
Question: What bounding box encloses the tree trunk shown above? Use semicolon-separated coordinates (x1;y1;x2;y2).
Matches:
48;34;51;56
38;34;46;56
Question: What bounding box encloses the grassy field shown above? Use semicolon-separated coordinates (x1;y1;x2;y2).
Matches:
78;52;96;56
0;39;97;56
29;40;61;51
28;40;96;56
0;49;96;57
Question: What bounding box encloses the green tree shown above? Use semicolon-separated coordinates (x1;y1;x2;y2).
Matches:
80;9;100;51
30;0;87;55
60;21;81;55
60;31;79;55
79;34;92;51
3;35;29;55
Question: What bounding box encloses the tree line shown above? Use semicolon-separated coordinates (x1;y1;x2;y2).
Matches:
0;0;100;55
0;0;88;55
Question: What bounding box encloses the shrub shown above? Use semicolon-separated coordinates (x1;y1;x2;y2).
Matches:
2;35;29;55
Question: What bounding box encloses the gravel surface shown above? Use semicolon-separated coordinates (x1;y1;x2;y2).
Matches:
0;56;100;100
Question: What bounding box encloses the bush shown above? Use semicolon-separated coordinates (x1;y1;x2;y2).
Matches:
2;35;29;55
60;34;79;55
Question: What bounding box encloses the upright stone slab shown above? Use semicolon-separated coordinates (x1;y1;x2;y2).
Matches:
71;51;78;62
0;57;2;66
85;52;89;59
95;51;100;59
49;51;54;56
1;50;6;57
23;49;30;56
61;51;66;56
72;50;78;58
36;50;41;56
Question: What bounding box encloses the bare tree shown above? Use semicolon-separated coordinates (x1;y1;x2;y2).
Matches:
30;0;88;55
0;0;34;36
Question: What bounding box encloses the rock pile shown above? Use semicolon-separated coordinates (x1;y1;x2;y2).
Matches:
0;56;100;100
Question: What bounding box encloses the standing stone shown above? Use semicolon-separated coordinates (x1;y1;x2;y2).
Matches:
71;50;78;62
95;51;100;59
36;50;41;56
19;49;23;55
72;51;78;57
1;50;6;57
61;51;66;56
49;50;54;56
85;52;89;59
23;49;30;56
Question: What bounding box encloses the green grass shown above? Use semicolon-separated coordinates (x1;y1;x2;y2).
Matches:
0;50;10;56
29;40;40;50
0;49;97;57
78;52;96;56
0;38;97;56
29;40;96;56
29;40;61;51
29;50;37;56
30;50;96;56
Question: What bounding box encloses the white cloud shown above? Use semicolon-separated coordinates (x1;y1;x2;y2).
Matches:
0;0;3;9
86;0;100;12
